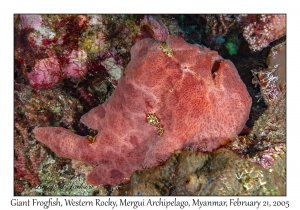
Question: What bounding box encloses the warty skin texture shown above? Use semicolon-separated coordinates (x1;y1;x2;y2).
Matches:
34;36;252;186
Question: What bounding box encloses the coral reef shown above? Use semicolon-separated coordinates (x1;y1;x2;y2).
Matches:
200;14;239;43
247;41;286;147
14;14;286;196
14;84;84;194
258;42;286;105
202;15;238;39
14;84;84;129
14;122;46;193
242;14;286;51
119;148;284;196
250;89;286;144
21;154;99;196
33;36;251;186
223;40;286;190
245;87;286;170
14;14;137;90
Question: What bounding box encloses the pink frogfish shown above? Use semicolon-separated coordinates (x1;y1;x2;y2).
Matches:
34;36;252;186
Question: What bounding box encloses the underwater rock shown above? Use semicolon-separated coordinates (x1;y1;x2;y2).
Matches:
120;148;284;196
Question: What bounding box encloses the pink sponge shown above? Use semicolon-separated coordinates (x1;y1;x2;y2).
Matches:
33;36;252;186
